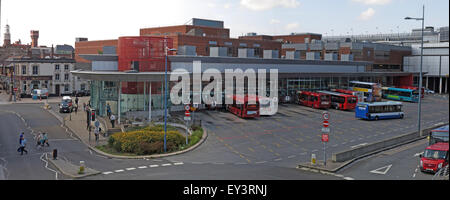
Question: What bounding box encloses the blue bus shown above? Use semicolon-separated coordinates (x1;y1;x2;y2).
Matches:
428;125;449;145
382;87;419;103
355;101;404;120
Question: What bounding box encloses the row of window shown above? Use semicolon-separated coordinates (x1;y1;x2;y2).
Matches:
54;73;70;81
19;64;71;75
208;41;261;48
368;105;402;113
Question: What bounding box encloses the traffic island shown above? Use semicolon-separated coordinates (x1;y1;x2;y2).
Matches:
298;122;449;173
46;154;101;179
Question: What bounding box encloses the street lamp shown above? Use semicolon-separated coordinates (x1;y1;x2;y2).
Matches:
163;38;177;153
405;5;425;136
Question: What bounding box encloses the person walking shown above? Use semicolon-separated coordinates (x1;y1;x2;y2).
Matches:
17;132;24;152
19;138;28;155
75;97;79;107
110;114;116;128
94;127;99;144
35;133;43;149
42;133;49;147
106;103;111;117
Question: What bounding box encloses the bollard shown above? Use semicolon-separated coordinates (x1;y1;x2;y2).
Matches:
52;149;58;160
79;161;85;174
311;154;316;165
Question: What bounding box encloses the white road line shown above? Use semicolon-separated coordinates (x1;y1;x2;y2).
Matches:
274;158;282;161
115;169;124;173
174;162;184;166
288;155;296;159
138;166;148;169
213;162;224;165
126;168;136;171
102;172;113;175
162;163;172;167
192;162;204;164
312;149;318;152
149;165;159;168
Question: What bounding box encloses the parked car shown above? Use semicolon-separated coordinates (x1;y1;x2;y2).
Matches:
425;88;435;94
420;142;449;174
59;96;73;113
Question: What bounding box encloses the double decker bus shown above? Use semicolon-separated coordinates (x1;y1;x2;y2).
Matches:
349;81;382;102
355;101;404;120
259;97;278;116
318;91;357;110
382;87;419;103
227;95;260;118
297;91;331;109
428;125;449;145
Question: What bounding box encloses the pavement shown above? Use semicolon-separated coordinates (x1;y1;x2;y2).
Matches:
46;153;100;179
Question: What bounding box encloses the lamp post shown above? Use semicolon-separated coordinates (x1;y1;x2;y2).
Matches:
405;5;425;137
163;38;177;153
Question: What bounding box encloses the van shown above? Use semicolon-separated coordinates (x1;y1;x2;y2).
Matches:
59;96;73;113
420;142;449;173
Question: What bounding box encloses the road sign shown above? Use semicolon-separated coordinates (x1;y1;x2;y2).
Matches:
322;134;329;142
13;88;18;92
184;116;191;121
321;127;330;133
322;112;329;120
185;110;190;117
184;105;190;111
323;120;329;128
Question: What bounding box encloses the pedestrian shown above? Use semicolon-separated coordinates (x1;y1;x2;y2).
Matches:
75;97;79;107
74;105;78;114
94;127;99;143
19;138;28;155
110;114;116;128
17;132;24;152
106;103;111;117
35;133;43;149
42;133;49;147
83;102;87;113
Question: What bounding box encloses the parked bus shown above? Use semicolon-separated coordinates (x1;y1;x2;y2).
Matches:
382;87;419;103
297;91;331;109
318;91;357;110
398;86;424;98
259;97;278;116
227;95;260;118
349;81;382;102
355;101;404;120
429;125;449;145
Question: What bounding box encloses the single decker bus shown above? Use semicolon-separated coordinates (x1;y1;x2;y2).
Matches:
318;91;357;110
382;87;419;103
349;81;382;102
428;125;449;145
297;91;331;109
227;94;260;118
355;101;404;120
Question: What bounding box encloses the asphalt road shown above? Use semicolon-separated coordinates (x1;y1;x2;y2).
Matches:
0;94;448;180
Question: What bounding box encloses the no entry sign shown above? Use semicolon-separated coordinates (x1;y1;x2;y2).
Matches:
323;120;329;128
185;110;190;117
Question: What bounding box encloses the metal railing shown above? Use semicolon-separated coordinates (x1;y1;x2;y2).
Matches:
433;165;449;180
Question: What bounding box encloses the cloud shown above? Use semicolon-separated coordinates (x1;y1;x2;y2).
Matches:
352;0;392;5
359;8;375;20
285;23;300;31
240;0;300;11
224;3;232;9
270;19;281;24
207;3;216;8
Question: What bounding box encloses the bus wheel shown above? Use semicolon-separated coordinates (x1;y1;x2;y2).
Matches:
375;116;379;121
400;114;404;119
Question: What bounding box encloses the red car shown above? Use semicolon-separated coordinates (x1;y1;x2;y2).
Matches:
420;142;449;173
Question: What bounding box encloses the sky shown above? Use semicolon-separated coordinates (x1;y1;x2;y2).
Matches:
0;0;448;47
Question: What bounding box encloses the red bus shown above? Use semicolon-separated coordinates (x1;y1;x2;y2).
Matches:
332;89;358;96
297;91;331;109
398;86;424;98
227;95;260;118
318;91;357;110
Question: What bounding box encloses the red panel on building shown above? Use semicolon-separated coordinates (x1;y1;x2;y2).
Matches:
117;36;173;72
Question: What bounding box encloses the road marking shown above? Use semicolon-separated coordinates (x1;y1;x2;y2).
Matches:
351;143;368;149
288;155;296;159
115;169;125;173
274;158;282;161
138;166;148;169
174;162;184;166
161;163;172;167
414;152;424;157
370;164;392;175
248;147;255;152
149;165;159;168
126;168;136;171
102;172;113;175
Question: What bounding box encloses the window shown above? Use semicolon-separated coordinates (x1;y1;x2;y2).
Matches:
64;85;69;92
55;64;60;70
32;66;39;75
22;65;26;75
253;44;260;48
239;43;247;47
64;74;69;80
81;84;86;91
208;41;217;45
224;42;233;46
64;64;69;70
